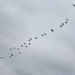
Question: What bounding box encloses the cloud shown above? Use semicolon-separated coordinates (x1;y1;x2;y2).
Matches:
0;62;18;75
0;0;75;75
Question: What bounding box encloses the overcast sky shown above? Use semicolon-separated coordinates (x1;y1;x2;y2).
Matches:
0;0;75;75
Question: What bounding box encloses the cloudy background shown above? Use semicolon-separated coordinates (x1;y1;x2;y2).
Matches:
0;0;75;75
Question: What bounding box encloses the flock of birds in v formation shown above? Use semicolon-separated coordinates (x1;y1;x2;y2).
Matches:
0;3;75;60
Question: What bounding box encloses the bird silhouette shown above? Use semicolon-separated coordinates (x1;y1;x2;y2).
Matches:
62;23;64;25
9;56;11;58
10;48;12;50
60;25;63;27
2;57;4;59
41;34;44;36
25;46;27;48
29;43;31;45
21;45;23;47
19;52;21;54
11;54;13;56
23;43;26;45
65;21;68;24
51;29;54;32
30;38;32;40
35;37;38;39
44;33;46;35
66;19;68;21
28;39;30;41
13;47;16;49
17;48;19;50
72;4;75;7
28;38;32;42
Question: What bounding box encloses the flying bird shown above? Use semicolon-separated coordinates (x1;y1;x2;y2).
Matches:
60;25;63;27
21;45;23;47
72;4;75;7
65;21;68;24
13;47;16;49
28;40;31;42
51;29;54;32
66;19;68;21
23;43;25;44
44;33;46;35
62;23;64;25
35;37;38;39
28;38;32;42
0;57;4;59
25;46;27;48
23;43;26;45
19;52;21;54
9;56;11;58
2;57;4;59
17;48;19;50
41;34;44;36
11;54;13;56
10;48;12;50
29;43;31;45
30;38;32;40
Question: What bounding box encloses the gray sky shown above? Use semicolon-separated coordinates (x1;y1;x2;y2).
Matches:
0;0;75;75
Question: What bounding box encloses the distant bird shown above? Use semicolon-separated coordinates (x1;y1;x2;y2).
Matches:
35;37;38;39
10;48;12;50
28;38;32;42
44;33;46;35
30;38;32;40
60;25;62;27
51;29;54;32
66;19;68;21
23;43;26;45
11;54;13;56
65;21;68;24
72;4;75;7
13;47;16;49
28;40;31;42
29;43;31;45
19;52;21;54
62;23;64;25
21;45;23;47
25;46;27;48
9;56;11;58
17;48;19;50
2;57;4;59
41;34;44;36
